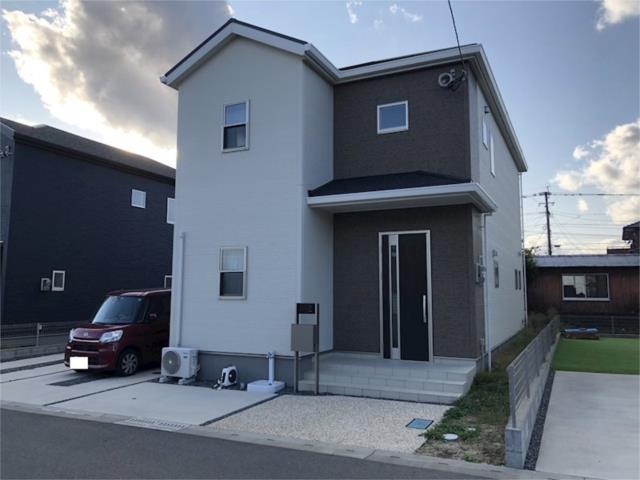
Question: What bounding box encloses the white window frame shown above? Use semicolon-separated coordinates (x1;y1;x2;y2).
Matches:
482;116;490;149
51;270;65;292
490;132;496;177
221;101;250;153
218;246;247;300
131;189;146;208
562;273;610;301
164;275;172;289
377;101;409;134
166;197;175;224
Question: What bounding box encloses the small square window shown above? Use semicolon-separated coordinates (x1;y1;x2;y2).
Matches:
164;275;172;289
131;189;146;208
222;102;249;151
377;101;408;134
166;197;175;224
219;247;247;299
52;270;65;291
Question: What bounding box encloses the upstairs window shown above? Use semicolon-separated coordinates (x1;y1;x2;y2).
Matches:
482;116;490;149
377;101;408;134
490;132;496;176
52;270;66;292
131;189;146;208
219;247;247;299
222;101;249;151
166;197;175;224
562;274;609;301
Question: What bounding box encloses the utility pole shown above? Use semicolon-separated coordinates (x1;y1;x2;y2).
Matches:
543;190;552;255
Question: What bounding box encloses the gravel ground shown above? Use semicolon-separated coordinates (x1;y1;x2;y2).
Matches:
211;394;449;452
523;370;555;470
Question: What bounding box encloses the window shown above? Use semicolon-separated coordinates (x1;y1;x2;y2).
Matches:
52;270;65;291
482;116;490;149
219;247;247;299
494;260;499;288
377;101;408;134
222;101;249;151
131;189;146;208
166;198;175;224
145;295;171;323
164;275;172;289
562;274;609;301
490;132;496;176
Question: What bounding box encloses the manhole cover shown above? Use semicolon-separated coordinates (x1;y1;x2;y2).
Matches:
406;418;433;430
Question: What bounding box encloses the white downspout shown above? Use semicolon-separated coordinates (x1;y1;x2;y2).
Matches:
519;173;528;326
175;231;186;347
481;213;492;372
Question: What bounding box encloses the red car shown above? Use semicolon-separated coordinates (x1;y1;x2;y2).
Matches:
64;288;171;376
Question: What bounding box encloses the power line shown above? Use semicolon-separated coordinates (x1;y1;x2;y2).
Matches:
523;192;639;198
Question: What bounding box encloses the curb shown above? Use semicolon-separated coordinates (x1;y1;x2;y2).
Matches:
0;400;599;480
0;344;65;362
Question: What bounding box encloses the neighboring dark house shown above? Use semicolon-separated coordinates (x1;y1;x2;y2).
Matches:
0;118;175;325
528;255;640;318
607;220;640;254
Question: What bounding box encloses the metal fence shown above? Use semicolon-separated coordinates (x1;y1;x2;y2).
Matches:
507;317;559;428
559;315;639;336
0;321;85;350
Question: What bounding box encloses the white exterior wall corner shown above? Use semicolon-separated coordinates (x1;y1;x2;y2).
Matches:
299;64;334;352
473;76;526;349
169;37;308;356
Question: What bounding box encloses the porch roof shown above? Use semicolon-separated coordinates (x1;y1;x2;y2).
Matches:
307;173;497;213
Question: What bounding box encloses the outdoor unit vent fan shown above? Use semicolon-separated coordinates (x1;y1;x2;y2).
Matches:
161;347;199;380
214;365;238;389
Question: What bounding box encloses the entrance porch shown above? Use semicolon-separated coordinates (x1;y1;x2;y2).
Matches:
298;351;476;404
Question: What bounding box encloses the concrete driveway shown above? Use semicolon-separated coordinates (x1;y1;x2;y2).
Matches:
1;357;274;426
536;371;640;479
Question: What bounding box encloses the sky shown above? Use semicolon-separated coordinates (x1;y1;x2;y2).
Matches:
1;0;638;254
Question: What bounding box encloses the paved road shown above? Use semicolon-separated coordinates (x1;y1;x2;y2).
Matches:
1;409;479;479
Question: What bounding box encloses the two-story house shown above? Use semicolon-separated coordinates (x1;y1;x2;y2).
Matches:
162;20;528;402
0;118;175;329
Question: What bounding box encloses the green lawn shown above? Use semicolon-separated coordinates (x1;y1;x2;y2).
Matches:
553;337;640;375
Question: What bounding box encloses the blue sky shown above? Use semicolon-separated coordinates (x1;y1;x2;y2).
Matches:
1;1;639;253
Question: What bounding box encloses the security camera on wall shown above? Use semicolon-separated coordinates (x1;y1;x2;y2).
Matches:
40;278;51;292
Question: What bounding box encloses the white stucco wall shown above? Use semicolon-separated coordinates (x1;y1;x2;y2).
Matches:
170;38;334;356
300;64;334;351
473;79;527;349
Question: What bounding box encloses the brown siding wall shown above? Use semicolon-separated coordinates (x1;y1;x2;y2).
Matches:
333;65;470;180
528;267;640;316
333;205;483;359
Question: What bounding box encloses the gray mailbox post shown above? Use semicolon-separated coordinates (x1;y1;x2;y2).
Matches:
291;303;319;394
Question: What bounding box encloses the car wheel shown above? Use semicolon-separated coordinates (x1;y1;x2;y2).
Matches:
117;349;140;376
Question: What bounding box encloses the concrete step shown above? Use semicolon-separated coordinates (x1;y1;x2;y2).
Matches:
297;379;460;404
311;362;475;383
301;369;467;394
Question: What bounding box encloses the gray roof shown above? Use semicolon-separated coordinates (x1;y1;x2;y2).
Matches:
1;118;175;180
535;255;640;268
309;171;467;197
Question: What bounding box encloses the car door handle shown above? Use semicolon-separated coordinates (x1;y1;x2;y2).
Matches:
422;295;427;324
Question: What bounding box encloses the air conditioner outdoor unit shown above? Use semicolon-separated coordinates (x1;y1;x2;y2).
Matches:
160;347;199;385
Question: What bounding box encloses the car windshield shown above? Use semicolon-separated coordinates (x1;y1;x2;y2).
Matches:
92;296;144;325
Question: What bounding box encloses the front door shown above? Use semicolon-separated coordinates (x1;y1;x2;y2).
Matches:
381;231;432;361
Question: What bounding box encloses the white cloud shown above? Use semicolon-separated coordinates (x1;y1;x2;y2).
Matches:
2;0;230;165
226;4;235;16
578;198;589;213
572;145;589;160
346;1;362;24
553;119;640;222
373;18;384;29
389;3;422;22
596;0;640;30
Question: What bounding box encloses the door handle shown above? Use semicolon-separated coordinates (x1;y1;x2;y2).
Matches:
422;295;427;324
